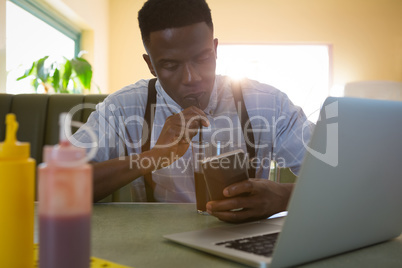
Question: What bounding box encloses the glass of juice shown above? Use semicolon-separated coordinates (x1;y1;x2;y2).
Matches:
191;140;235;214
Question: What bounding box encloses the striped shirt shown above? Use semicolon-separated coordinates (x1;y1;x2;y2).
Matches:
72;75;314;202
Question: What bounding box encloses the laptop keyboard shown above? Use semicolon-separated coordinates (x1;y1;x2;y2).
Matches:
215;232;279;257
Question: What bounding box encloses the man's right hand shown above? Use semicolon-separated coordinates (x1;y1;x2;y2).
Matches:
149;106;209;169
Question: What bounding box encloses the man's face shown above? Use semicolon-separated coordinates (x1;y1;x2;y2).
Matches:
143;22;218;110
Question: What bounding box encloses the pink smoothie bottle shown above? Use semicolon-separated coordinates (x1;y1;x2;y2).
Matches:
38;113;93;268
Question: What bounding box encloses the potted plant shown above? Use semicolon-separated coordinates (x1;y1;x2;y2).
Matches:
16;52;96;94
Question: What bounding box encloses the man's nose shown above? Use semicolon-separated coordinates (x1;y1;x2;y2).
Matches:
181;63;201;84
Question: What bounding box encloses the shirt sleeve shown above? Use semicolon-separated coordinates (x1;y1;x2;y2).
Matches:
272;92;315;176
70;96;129;162
71;81;149;162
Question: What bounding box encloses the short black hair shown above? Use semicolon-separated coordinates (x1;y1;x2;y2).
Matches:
138;0;213;46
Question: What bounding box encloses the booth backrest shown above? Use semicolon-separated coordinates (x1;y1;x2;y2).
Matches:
0;93;131;202
0;93;108;163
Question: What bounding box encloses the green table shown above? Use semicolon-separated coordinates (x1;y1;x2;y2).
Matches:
34;203;402;268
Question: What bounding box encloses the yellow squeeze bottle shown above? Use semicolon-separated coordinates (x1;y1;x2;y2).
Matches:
0;114;35;268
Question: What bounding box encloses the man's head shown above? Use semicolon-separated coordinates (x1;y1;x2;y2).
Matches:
138;0;213;47
138;0;217;110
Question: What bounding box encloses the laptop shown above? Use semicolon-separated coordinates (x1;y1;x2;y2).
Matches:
164;97;402;267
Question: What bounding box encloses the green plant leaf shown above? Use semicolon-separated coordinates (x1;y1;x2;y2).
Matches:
14;53;97;94
60;87;69;93
17;62;36;81
52;68;60;93
71;79;79;94
37;56;49;82
71;57;92;90
32;79;40;93
62;60;72;90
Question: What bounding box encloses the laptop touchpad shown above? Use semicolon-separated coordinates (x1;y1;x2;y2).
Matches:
223;219;283;236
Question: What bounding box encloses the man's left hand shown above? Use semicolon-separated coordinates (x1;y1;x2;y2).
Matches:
206;179;294;223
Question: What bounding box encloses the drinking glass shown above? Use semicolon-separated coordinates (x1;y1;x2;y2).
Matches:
191;140;234;214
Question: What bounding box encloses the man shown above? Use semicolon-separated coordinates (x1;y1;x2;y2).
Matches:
73;0;313;223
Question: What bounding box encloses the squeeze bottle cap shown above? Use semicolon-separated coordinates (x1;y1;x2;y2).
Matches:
0;114;30;159
43;113;97;167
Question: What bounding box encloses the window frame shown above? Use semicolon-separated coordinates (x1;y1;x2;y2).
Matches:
9;0;81;56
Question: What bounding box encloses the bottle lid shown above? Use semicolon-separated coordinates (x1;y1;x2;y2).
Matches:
44;113;85;166
43;113;97;167
0;114;30;159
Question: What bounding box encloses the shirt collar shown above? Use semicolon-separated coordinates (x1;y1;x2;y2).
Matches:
154;80;182;114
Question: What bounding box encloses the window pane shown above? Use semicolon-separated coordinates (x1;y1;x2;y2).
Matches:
216;44;330;122
6;1;75;94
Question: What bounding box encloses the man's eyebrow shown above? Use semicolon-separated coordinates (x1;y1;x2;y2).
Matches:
157;49;214;65
157;58;179;65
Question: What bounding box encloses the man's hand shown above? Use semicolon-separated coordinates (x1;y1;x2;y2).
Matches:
149;106;209;169
206;179;294;223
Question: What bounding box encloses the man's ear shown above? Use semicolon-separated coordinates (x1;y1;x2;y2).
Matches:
143;54;157;77
213;38;218;59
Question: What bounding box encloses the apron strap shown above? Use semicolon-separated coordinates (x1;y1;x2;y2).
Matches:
141;78;157;202
232;80;256;178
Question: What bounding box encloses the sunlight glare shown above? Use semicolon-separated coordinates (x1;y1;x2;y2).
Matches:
216;44;330;122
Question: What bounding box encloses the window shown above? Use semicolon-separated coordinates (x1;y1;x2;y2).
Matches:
216;44;331;122
5;0;81;94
